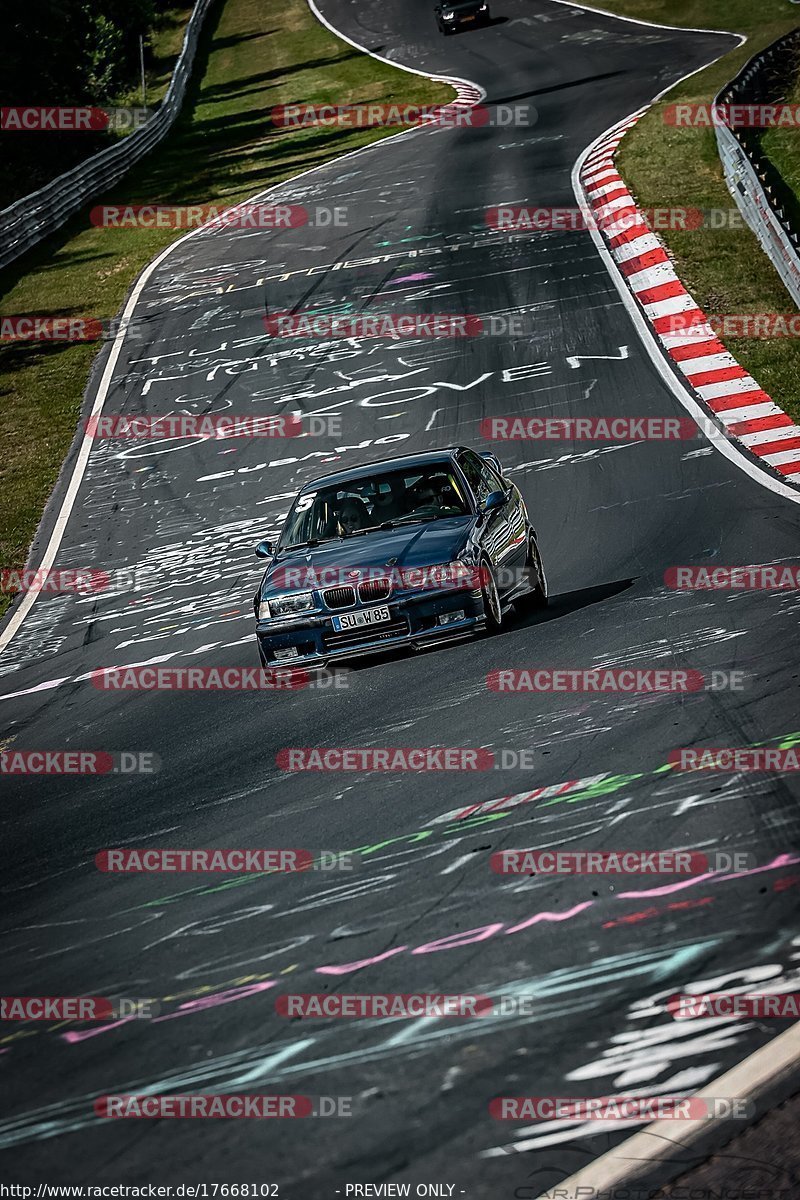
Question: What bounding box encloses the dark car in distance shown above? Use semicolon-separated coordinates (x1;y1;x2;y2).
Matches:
434;0;490;33
252;446;547;669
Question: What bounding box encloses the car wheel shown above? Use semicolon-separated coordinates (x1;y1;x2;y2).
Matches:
523;535;548;609
480;556;503;632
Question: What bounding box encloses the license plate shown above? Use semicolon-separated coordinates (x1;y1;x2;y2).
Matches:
332;606;391;631
462;14;475;19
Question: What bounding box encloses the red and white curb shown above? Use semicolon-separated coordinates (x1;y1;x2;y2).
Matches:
421;79;486;124
578;110;800;484
445;81;485;106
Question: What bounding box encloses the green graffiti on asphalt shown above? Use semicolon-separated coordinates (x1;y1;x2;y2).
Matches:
124;729;800;912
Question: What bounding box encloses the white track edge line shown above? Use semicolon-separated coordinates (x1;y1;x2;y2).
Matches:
533;1020;800;1200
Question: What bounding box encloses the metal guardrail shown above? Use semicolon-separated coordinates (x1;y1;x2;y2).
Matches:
0;0;214;271
714;29;800;308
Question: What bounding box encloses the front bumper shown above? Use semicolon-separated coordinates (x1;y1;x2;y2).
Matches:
256;587;485;666
442;10;487;27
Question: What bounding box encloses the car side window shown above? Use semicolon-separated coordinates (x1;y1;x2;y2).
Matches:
481;460;505;495
457;451;483;499
458;451;503;504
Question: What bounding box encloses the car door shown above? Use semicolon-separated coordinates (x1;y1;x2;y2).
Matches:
457;450;525;590
479;455;528;589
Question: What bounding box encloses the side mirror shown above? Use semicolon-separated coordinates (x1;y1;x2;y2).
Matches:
483;490;506;513
255;540;274;559
479;451;504;476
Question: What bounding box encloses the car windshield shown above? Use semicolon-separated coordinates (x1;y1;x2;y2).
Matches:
278;464;470;550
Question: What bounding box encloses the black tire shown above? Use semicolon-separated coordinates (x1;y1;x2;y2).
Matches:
480;557;503;632
520;535;548;610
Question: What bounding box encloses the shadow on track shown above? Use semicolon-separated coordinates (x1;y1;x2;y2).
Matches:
345;577;636;671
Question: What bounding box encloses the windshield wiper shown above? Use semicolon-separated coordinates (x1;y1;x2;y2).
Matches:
349;521;405;535
279;537;328;551
390;515;443;525
341;517;441;537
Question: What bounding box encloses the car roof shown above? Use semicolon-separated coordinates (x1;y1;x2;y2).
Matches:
299;446;470;493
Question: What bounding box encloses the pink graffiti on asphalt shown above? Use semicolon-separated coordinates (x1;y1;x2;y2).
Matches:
56;853;800;1046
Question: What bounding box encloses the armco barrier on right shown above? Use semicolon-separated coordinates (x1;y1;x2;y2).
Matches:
714;28;800;309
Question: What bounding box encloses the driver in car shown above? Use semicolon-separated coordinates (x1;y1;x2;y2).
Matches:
406;473;462;514
333;496;371;536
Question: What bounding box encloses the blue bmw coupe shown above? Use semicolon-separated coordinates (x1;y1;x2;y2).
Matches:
253;446;547;667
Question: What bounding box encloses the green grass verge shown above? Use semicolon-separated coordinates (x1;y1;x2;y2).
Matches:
593;1;800;426
0;0;454;617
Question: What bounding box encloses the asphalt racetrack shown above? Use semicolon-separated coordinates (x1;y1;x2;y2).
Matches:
1;0;799;1194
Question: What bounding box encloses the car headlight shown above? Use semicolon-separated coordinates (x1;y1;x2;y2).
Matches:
261;592;315;619
401;562;477;590
443;11;455;17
